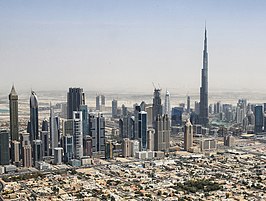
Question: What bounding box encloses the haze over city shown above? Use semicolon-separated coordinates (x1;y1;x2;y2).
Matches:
1;0;266;94
2;1;266;201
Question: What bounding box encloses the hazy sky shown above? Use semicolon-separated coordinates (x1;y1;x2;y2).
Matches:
1;0;266;94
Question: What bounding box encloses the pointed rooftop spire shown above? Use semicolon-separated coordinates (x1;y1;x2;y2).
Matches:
204;22;207;51
10;84;17;95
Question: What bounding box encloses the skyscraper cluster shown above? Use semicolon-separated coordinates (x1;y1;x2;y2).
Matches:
0;86;107;167
119;87;171;157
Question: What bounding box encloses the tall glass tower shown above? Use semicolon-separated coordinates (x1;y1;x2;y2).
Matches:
30;91;39;141
164;90;171;116
199;26;209;127
67;88;85;119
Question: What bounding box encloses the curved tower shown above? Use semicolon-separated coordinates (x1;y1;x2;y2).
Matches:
30;91;39;141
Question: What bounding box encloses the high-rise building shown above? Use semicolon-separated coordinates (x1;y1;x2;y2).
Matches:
9;85;19;141
133;105;141;140
138;111;147;151
83;135;92;157
236;105;245;124
121;104;128;117
209;104;213;115
187;96;191;113
50;106;59;155
131;140;139;157
23;145;32;167
119;115;135;140
62;134;74;163
199;26;209;127
255;105;263;133
89;113;105;155
20;132;32;167
184;119;193;151
67;88;85;119
42;119;48;132
145;104;153;128
164;90;171;116
105;141;113;160
112;99;118;118
247;107;255;126
147;128;155;151
73;111;83;159
140;101;146;111
154;114;170;152
80;105;89;136
190;112;200;125
54;147;63;165
32;140;42;165
11;140;20;166
195;101;200;115
152;88;162;123
96;94;105;111
171;107;183;126
30;91;39;141
40;131;49;157
0;131;10;165
122;138;132;157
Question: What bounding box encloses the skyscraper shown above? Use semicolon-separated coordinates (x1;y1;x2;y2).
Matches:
199;26;209;127
80;105;89;136
171;107;183;126
138;111;147;151
9;85;19;141
23;145;32;168
41;119;49;157
96;94;106;111
154;114;170;152
73;111;83;159
89;113;105;155
11;140;20;166
21;132;32;167
40;130;49;157
187;96;191;113
41;119;49;132
112;99;118;118
184;119;193;151
32;140;42;165
62;134;74;163
0;131;10;165
50;105;59;155
67;88;85;119
255;105;263;134
30;91;39;141
147;128;155;151
164;90;171;116
152;88;162;123
54;147;63;165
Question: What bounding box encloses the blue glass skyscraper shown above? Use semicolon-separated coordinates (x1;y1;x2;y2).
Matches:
255;105;263;133
138;111;147;151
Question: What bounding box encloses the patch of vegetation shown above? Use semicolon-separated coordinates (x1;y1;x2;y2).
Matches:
172;179;222;193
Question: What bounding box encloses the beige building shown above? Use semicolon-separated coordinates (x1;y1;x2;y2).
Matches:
184;119;193;151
